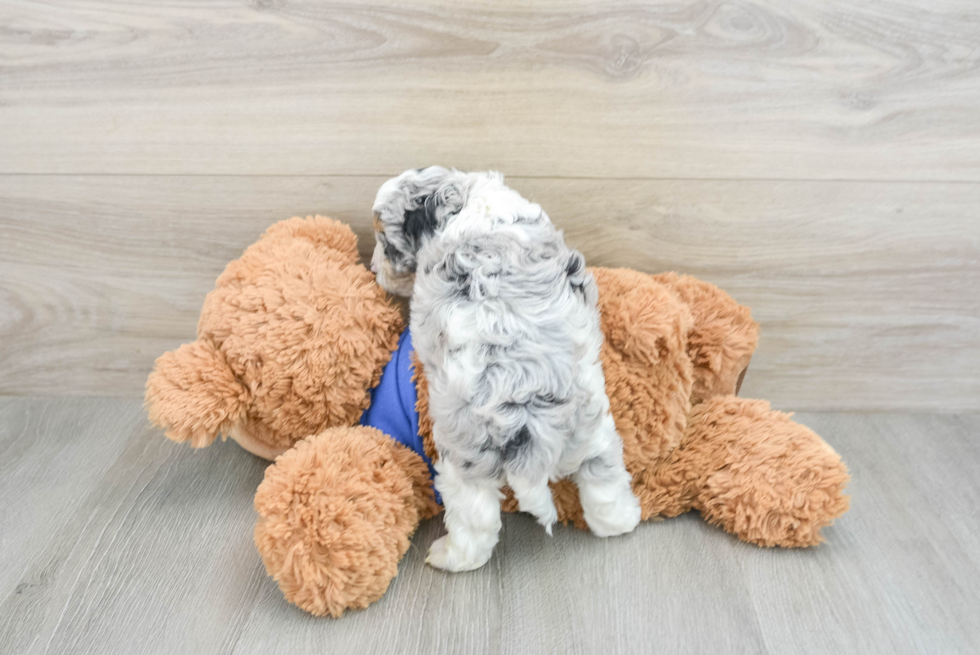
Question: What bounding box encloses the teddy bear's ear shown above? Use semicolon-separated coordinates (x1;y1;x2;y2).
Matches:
145;339;250;448
593;267;693;367
257;215;361;267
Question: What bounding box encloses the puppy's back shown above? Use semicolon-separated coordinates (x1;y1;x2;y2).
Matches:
412;224;602;480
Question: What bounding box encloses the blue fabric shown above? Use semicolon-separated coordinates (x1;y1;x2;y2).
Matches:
360;328;440;504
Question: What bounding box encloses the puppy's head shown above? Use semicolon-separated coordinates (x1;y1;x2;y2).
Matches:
371;166;464;296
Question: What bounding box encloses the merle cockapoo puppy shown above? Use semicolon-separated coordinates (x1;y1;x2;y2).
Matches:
371;167;640;571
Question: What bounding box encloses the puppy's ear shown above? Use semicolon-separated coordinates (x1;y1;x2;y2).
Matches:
433;180;464;217
404;182;464;247
403;199;439;247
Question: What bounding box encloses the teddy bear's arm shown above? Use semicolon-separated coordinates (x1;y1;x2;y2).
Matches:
145;339;250;448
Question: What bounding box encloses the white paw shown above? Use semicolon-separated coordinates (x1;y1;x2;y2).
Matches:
584;492;641;538
425;535;493;572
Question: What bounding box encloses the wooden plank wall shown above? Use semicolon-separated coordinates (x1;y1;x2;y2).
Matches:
1;0;978;410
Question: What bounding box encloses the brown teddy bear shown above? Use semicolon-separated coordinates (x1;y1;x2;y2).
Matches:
146;215;850;618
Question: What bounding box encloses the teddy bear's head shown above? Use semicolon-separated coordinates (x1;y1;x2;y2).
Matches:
145;216;404;459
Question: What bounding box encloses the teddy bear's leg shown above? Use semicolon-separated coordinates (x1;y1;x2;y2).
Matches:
651;396;850;547
253;426;438;617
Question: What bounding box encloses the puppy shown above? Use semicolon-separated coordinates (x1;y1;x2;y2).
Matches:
372;167;640;571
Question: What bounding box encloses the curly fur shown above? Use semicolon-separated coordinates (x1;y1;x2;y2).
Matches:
413;268;847;541
372;168;640;570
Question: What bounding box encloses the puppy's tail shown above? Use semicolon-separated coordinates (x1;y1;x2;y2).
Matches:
508;475;559;536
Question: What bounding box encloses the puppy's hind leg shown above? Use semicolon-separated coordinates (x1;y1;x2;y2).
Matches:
573;384;641;538
427;458;503;572
574;437;640;537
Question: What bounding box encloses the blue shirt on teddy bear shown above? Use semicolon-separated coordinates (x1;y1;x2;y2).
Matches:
359;328;440;504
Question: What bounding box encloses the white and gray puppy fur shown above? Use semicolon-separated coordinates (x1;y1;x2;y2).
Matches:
372;167;641;572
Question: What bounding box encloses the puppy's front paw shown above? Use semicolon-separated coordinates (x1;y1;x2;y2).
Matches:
425;535;493;572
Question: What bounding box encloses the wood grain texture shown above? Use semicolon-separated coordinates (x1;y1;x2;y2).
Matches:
0;397;269;655
1;397;979;654
2;0;980;179
2;175;977;410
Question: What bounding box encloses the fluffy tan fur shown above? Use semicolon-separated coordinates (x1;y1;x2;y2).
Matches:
146;216;404;454
146;216;850;618
254;426;438;617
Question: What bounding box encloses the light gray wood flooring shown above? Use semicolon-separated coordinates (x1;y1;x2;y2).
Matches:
1;397;977;654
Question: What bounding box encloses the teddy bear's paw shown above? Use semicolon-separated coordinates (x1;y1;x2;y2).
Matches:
425;535;494;572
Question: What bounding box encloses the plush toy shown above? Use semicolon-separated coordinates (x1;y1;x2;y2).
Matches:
146;215;850;618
